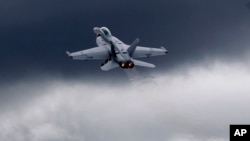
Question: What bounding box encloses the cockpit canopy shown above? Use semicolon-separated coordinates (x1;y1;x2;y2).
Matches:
100;27;112;36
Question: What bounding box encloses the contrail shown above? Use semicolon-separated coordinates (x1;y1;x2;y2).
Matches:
124;67;158;87
124;68;144;87
124;67;142;81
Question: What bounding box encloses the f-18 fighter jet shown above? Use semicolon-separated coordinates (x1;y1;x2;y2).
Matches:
66;27;168;71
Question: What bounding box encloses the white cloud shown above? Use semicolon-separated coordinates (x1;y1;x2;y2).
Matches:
0;60;250;141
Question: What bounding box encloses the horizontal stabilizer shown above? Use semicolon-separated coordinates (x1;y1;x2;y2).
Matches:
100;60;119;71
132;59;155;68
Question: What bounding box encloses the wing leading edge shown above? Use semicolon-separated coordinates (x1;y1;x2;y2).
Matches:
67;47;109;60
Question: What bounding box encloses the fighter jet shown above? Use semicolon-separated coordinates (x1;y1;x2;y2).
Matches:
66;27;168;71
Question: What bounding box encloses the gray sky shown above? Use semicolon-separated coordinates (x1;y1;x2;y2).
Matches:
1;0;250;141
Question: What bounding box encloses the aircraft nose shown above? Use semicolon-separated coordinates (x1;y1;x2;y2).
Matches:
93;27;100;34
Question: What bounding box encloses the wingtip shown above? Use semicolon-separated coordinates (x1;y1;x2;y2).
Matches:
161;46;168;53
66;51;72;58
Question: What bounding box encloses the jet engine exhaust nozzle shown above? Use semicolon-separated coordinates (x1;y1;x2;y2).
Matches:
119;61;127;68
119;61;134;69
127;61;134;68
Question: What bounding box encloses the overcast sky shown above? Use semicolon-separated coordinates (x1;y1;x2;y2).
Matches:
1;0;250;141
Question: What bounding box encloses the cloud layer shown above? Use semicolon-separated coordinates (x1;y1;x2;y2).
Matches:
1;1;250;140
1;59;250;141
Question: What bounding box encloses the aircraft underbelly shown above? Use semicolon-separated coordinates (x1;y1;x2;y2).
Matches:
116;54;124;62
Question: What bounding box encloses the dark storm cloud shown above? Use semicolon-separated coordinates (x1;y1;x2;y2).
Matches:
1;0;250;81
1;0;250;111
246;1;250;10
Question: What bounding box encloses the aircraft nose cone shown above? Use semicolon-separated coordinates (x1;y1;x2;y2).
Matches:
93;27;100;34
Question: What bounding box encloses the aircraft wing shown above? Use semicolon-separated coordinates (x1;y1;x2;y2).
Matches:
131;46;168;58
66;47;109;60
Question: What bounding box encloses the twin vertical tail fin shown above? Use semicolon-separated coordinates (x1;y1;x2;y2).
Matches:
127;38;140;56
127;38;155;68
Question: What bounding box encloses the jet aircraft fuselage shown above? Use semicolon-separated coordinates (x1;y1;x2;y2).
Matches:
94;27;137;68
66;27;167;71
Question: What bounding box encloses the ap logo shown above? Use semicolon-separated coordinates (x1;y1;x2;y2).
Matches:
230;125;250;141
234;129;247;136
